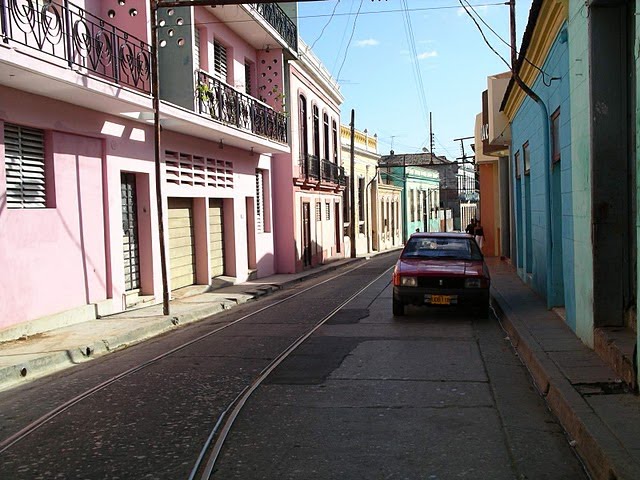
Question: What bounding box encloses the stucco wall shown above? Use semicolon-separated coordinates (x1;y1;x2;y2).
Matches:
0;85;274;329
0;128;107;328
273;60;343;273
510;22;575;324
568;1;593;343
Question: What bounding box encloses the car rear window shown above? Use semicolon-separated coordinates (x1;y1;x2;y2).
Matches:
401;237;482;261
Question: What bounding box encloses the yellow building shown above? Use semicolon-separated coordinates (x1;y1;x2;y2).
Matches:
340;125;402;256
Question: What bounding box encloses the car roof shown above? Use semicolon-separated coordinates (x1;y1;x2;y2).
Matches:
409;232;473;239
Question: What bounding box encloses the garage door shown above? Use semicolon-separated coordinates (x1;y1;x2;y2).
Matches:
209;199;225;278
168;197;196;290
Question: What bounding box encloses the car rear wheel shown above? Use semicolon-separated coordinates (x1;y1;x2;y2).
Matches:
393;298;405;316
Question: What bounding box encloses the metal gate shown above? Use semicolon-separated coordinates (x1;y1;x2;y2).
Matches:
168;197;196;290
121;173;140;291
209;199;225;278
302;202;312;267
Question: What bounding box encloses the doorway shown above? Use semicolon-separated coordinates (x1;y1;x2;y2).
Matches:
302;202;312;267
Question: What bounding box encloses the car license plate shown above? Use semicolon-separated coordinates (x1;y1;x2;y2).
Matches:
430;295;451;305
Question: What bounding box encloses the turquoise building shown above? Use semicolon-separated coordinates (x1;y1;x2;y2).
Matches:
379;153;442;240
501;0;638;390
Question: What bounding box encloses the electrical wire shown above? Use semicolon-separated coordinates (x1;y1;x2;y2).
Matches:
309;0;341;50
434;135;457;159
186;2;506;28
331;0;357;74
336;0;365;80
400;0;431;138
458;0;512;70
460;0;557;86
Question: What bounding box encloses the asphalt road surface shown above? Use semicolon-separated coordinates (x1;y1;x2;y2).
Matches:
0;253;587;479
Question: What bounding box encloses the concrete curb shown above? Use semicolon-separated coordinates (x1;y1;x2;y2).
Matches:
491;287;638;480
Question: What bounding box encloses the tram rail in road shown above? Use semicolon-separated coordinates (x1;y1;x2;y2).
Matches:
0;253;398;478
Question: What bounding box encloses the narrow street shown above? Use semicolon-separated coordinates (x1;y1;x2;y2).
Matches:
0;253;586;479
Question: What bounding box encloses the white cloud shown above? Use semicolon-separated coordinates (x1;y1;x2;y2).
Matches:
355;38;380;47
417;50;438;60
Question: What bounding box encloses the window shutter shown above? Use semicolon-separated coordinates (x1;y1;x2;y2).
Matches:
255;169;264;233
194;28;201;70
4;123;46;209
245;61;252;96
214;40;227;80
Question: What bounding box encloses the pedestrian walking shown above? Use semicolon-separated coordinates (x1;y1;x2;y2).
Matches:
474;221;485;251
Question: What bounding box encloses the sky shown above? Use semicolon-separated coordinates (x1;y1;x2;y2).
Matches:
296;0;533;161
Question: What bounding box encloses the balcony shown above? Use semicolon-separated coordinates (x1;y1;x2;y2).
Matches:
250;3;297;53
0;0;151;94
298;154;345;189
196;70;287;144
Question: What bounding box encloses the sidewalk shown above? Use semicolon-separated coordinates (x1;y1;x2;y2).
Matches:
0;257;361;393
1;255;638;479
487;257;640;480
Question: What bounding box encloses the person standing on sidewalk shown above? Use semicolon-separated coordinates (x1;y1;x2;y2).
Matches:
465;218;476;235
474;221;485;251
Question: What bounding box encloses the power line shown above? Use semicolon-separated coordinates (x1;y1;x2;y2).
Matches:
330;0;357;74
459;0;555;85
336;0;365;80
309;0;341;50
400;0;430;133
155;2;508;32
457;0;511;70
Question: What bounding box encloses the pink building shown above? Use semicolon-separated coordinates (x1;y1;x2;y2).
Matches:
0;1;297;339
272;40;345;273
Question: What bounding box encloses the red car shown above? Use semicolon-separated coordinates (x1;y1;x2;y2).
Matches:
392;232;491;317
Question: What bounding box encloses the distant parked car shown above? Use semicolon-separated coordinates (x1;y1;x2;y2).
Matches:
392;232;491;317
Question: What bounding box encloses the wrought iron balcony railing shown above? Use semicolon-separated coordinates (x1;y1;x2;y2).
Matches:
250;3;297;53
197;70;287;144
298;154;345;186
299;153;320;180
320;158;344;185
1;0;151;94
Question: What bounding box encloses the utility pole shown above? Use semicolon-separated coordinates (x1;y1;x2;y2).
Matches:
510;0;518;69
151;1;170;315
429;112;434;154
349;109;356;259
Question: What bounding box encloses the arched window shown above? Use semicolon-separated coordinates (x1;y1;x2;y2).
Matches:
332;120;338;164
299;95;308;159
312;105;320;158
323;113;330;162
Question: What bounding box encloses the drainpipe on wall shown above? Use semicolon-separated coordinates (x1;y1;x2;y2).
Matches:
510;0;554;309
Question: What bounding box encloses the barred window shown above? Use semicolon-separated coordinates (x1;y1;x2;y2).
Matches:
4;123;47;209
326;201;330;220
316;202;321;221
